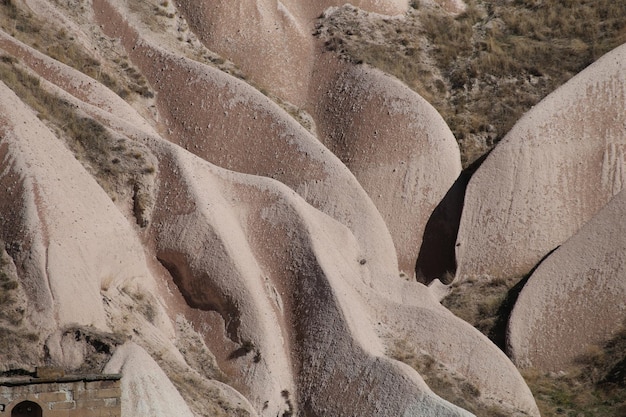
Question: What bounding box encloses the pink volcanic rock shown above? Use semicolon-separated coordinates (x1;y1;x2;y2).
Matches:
508;188;626;372
104;343;196;417
0;0;540;415
92;0;404;296
311;57;462;276
0;80;158;332
141;137;535;415
178;0;462;277
455;42;626;282
143;138;472;416
174;0;408;104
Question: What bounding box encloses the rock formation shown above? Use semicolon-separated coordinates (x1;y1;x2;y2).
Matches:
454;42;626;282
8;0;626;416
507;188;626;372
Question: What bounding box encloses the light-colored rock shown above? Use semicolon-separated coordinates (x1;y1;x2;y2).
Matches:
377;282;539;416
455;42;626;282
0;81;159;332
175;0;408;105
508;188;626;372
0;0;543;415
104;343;195;417
145;139;474;416
92;0;403;298
312;59;462;275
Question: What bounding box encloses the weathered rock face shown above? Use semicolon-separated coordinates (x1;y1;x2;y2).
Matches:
174;0;408;105
454;42;626;282
0;80;155;333
311;59;462;276
507;188;626;372
0;0;544;416
104;343;196;417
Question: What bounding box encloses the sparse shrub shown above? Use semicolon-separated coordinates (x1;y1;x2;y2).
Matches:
0;1;153;100
0;58;156;220
441;275;521;349
390;339;511;416
317;1;626;166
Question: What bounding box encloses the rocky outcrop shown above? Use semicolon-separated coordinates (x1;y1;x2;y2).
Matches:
455;42;626;282
0;0;548;416
507;188;626;372
104;343;196;417
311;59;462;276
174;0;407;105
0;80;161;333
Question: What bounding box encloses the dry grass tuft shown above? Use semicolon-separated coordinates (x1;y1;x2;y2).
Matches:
0;245;43;373
317;1;626;166
522;322;626;417
0;57;156;222
441;275;522;349
0;0;153;100
390;339;514;416
0;56;157;226
441;275;626;416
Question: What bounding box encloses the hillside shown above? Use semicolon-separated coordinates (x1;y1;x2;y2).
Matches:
0;0;624;416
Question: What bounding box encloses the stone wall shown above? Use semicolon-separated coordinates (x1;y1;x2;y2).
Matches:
0;374;121;417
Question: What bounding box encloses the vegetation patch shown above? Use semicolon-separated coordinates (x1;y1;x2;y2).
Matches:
522;323;626;417
390;339;513;416
0;56;156;223
316;0;626;166
440;275;523;350
0;0;152;99
440;273;626;416
0;245;42;373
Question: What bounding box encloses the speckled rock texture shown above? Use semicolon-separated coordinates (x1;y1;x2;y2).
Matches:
508;188;626;372
455;43;626;282
0;0;571;416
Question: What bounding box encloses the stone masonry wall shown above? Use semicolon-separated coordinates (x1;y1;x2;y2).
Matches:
0;376;121;417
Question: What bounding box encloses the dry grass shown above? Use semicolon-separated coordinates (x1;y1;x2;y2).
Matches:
522;323;626;417
390;339;513;416
441;276;522;349
441;276;626;416
0;248;22;327
0;57;156;220
317;0;626;166
0;0;153;100
0;245;42;373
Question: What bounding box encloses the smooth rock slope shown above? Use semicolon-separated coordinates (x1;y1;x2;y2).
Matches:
508;188;626;372
0;0;561;416
455;42;626;282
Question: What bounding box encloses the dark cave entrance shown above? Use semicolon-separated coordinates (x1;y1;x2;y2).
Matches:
11;401;42;417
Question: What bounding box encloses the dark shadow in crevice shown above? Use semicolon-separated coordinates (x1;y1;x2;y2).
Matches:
157;250;241;342
415;151;490;284
490;245;560;352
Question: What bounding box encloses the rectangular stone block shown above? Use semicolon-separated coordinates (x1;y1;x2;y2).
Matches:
103;398;119;408
68;408;101;417
47;409;70;417
85;380;118;390
50;401;76;410
38;391;69;402
75;398;106;409
76;387;120;400
84;381;103;390
36;367;66;379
